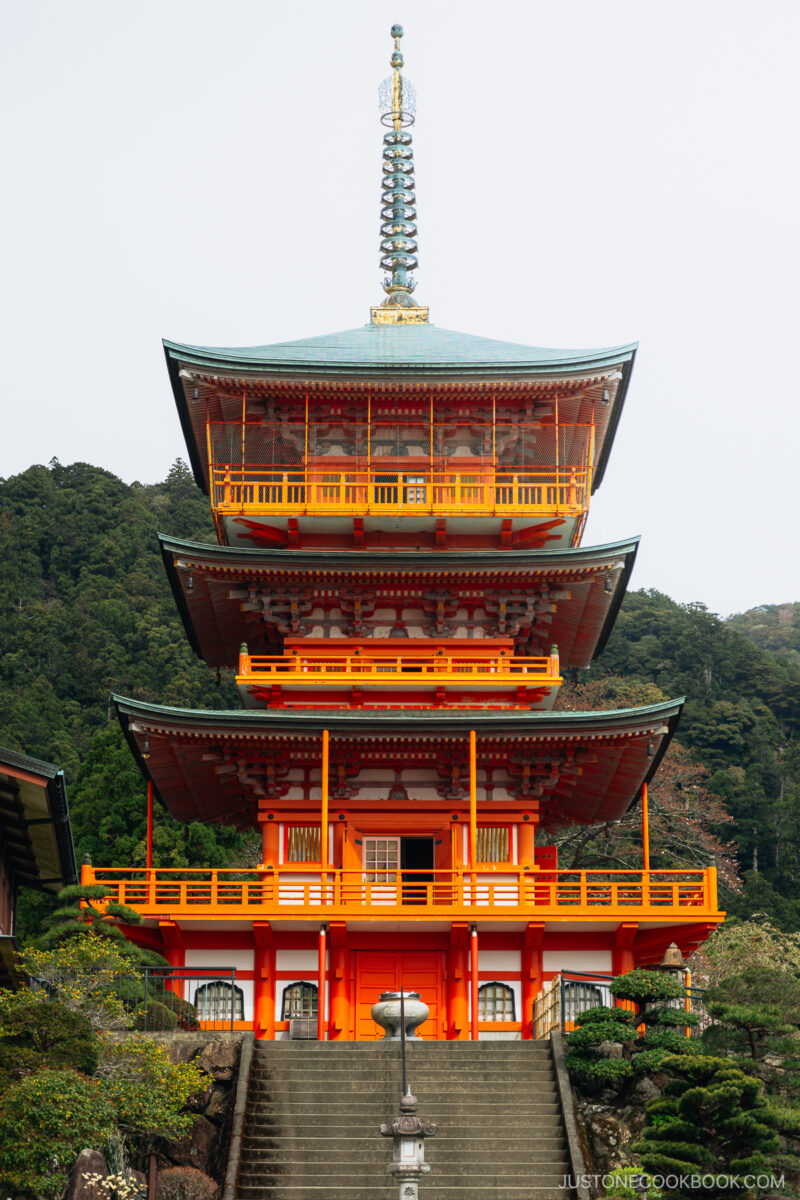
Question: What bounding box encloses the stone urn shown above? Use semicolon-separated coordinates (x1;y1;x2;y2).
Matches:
371;991;429;1040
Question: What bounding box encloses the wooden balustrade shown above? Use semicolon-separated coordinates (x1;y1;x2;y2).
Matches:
238;650;560;682
210;467;590;517
84;864;718;921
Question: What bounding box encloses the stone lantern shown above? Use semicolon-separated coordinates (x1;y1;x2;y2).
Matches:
380;1091;437;1200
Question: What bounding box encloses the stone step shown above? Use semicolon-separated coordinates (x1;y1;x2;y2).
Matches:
239;1151;569;1169
236;1185;572;1199
243;1101;562;1115
248;1083;558;1097
240;1135;567;1148
238;1169;569;1184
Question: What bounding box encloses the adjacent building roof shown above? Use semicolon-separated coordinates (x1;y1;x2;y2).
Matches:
164;325;636;495
114;694;682;831
0;746;78;897
159;534;639;671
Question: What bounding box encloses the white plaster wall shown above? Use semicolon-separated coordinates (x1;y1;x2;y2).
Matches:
276;950;319;972
542;950;613;973
478;950;521;972
185;949;254;971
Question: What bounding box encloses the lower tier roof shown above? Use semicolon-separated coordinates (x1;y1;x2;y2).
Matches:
159;535;638;670
114;696;682;832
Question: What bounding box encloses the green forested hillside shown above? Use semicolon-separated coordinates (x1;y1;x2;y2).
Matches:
0;460;250;935
729;602;800;671
593;592;800;924
1;460;798;933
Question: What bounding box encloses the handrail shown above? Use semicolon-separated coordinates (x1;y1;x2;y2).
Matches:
84;864;718;918
239;650;560;678
209;465;591;517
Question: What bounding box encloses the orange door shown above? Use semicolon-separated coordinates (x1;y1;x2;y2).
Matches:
354;950;444;1040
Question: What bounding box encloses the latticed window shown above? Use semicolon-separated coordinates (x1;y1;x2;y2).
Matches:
287;826;322;862
194;981;244;1021
477;827;510;862
282;981;318;1019
478;982;515;1021
363;837;400;882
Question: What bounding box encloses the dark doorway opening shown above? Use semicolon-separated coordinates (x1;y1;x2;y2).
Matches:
401;837;434;904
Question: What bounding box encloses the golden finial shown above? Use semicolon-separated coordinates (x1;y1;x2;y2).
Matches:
371;25;429;325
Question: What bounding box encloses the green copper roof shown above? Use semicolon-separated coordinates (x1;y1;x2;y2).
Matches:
164;324;637;378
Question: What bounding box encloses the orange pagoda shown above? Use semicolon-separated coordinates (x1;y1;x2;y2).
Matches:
88;27;723;1040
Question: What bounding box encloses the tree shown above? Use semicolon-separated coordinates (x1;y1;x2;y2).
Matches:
0;1068;117;1199
703;968;800;1061
635;1055;778;1198
555;676;740;892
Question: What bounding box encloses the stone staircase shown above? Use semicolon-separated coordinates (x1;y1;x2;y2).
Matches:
234;1040;575;1199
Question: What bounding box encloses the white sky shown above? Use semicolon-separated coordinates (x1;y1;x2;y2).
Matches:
2;1;798;616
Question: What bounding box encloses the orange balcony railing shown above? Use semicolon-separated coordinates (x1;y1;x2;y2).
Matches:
237;648;562;700
210;467;590;519
85;864;719;923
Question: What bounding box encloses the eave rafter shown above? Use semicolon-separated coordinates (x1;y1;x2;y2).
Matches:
118;698;680;831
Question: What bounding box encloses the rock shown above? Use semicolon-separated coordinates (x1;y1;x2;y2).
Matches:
162;1115;218;1171
66;1150;108;1200
186;1081;215;1112
597;1040;624;1058
631;1075;661;1103
204;1084;231;1122
196;1039;239;1082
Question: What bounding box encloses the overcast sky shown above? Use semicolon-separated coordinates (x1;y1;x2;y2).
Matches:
2;1;798;616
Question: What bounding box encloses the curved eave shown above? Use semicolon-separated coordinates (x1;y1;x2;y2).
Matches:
164;332;636;494
159;534;639;669
0;747;78;892
115;694;682;828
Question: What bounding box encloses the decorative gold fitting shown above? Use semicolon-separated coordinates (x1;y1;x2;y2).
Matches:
370;306;429;325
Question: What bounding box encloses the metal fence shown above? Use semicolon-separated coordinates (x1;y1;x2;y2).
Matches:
29;967;242;1033
533;971;706;1040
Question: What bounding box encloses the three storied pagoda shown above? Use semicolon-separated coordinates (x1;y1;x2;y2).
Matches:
90;28;723;1039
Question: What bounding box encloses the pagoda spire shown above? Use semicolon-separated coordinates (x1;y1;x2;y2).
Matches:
370;25;429;325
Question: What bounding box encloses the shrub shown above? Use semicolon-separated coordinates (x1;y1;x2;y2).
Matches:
610;969;685;1026
131;1001;180;1032
0;988;97;1088
20;932;139;1030
97;1035;210;1140
575;1006;634;1028
0;1068;117;1198
157;1166;220;1200
566;1052;632;1089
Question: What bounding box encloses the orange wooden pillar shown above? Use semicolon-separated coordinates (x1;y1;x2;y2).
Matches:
253;922;275;1041
318;924;328;1041
521;922;544;1040
518;819;535;869
328;922;349;1040
261;815;279;867
159;920;184;1000
470;925;479;1042
613;922;638;977
146;781;154;869
448;922;470;1040
468;729;477;887
641;782;650;871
